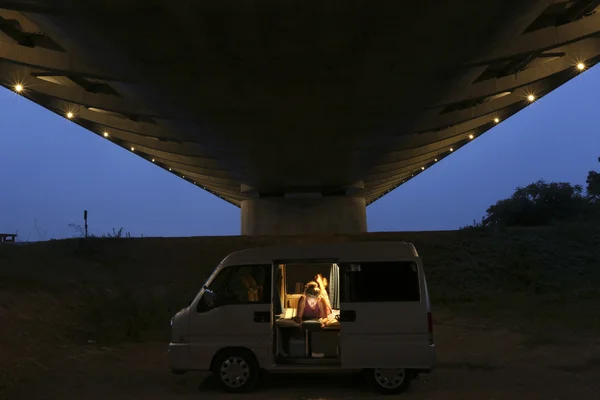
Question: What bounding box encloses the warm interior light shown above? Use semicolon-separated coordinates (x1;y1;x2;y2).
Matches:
434;158;438;162
14;84;23;93
421;166;425;170
494;117;500;123
130;147;135;151
527;94;535;102
577;62;585;71
66;112;74;119
169;168;172;171
469;134;474;139
103;132;109;137
152;158;155;162
450;147;454;152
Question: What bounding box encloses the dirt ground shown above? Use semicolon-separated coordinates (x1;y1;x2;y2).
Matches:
3;313;600;400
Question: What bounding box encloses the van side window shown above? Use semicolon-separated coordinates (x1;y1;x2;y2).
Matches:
340;262;420;302
198;264;271;311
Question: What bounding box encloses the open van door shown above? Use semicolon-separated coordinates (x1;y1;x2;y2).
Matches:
338;261;433;369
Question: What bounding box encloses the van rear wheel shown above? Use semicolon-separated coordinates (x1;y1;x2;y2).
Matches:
212;349;259;393
367;367;412;395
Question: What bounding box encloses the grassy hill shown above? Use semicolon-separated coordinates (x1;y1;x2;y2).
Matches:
1;224;600;388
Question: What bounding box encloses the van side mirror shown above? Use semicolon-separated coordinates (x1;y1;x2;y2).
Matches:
203;287;217;308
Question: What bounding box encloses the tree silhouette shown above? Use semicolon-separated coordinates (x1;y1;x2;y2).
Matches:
467;156;599;229
484;180;586;227
586;156;600;201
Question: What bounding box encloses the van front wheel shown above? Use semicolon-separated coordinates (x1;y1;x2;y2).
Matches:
212;349;259;393
367;367;412;395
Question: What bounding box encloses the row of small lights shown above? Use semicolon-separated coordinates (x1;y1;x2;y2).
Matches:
11;62;589;206
378;118;499;197
105;132;233;202
378;116;500;196
13;81;238;204
370;61;587;203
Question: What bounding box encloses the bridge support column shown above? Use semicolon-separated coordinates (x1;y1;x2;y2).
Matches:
240;197;367;235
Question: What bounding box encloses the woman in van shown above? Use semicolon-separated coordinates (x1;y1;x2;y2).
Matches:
294;281;329;327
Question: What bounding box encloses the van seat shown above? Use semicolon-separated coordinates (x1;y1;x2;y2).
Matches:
285;294;303;309
283;307;297;319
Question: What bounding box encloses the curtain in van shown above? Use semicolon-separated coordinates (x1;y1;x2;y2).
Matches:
329;263;340;309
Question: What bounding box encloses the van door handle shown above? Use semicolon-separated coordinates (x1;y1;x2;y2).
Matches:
253;311;270;323
338;310;356;322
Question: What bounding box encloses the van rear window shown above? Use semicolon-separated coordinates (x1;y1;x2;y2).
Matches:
340;262;420;302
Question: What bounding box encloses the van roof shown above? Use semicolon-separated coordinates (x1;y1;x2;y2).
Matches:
221;241;419;266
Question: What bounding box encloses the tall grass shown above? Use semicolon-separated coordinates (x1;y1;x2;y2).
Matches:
1;225;599;345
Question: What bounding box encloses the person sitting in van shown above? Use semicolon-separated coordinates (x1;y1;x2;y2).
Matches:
294;281;328;326
239;274;262;302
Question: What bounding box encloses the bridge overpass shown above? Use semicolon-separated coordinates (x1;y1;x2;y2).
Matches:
1;0;599;234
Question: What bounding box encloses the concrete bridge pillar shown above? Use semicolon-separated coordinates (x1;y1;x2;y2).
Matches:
240;196;367;235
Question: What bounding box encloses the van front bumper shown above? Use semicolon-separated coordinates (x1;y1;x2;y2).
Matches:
168;342;191;372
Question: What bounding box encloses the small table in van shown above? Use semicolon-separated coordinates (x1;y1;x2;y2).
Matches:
279;318;340;357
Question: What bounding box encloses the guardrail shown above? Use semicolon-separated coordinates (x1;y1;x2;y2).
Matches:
0;233;17;243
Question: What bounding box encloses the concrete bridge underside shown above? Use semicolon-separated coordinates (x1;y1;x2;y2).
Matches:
1;0;600;234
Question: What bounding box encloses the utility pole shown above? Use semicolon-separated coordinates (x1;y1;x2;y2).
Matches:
84;210;88;238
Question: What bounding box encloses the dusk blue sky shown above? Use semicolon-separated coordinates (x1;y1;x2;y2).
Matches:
1;67;599;241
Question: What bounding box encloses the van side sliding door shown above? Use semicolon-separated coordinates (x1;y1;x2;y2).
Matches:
338;261;430;369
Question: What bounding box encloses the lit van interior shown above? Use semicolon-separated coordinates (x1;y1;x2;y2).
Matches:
273;262;342;364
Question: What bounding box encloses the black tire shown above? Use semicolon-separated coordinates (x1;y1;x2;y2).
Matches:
212;348;260;393
366;368;412;395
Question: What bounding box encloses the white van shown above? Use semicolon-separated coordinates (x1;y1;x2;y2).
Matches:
168;242;436;395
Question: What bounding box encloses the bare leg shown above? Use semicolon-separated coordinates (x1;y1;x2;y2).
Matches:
316;274;332;315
